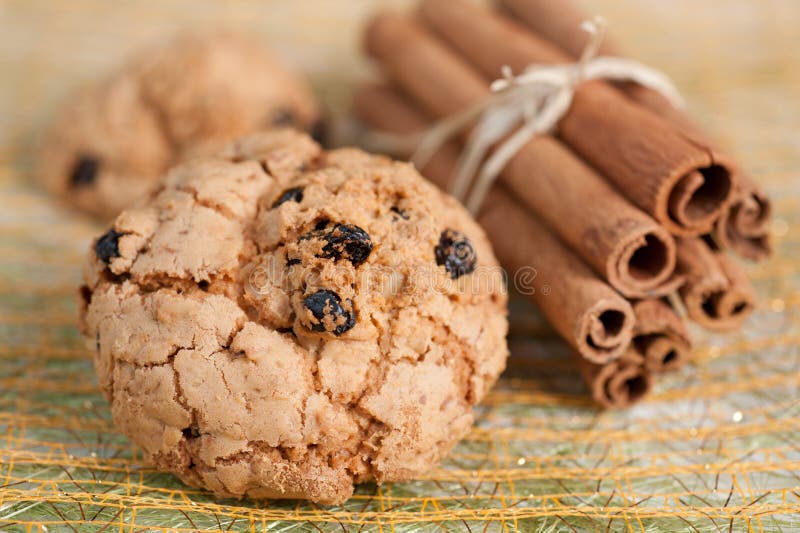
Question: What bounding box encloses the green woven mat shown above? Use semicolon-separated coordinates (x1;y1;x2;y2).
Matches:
1;0;799;531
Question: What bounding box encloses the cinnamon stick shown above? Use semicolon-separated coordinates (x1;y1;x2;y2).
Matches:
363;15;681;299
482;189;635;364
417;0;735;237
631;299;691;373
354;84;634;363
676;238;756;331
500;0;772;260
577;349;652;409
716;176;772;261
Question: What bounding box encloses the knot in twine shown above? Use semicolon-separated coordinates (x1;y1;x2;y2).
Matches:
404;17;685;215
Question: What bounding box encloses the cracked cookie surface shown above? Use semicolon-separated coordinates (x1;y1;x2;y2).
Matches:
39;31;319;219
79;130;509;504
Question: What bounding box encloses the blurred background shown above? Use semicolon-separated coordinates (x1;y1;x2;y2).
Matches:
1;0;799;156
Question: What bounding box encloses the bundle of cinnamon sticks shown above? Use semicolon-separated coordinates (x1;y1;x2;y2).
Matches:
354;0;771;408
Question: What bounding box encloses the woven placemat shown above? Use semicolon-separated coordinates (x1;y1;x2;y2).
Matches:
1;0;799;530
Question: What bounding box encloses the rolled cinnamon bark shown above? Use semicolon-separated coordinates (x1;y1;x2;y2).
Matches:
716;176;772;261
482;189;635;364
499;0;772;260
417;0;734;237
363;16;680;299
631;299;691;373
354;84;634;362
577;349;652;409
676;238;756;331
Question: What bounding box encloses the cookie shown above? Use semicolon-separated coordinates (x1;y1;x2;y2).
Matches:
79;130;509;504
39;31;320;219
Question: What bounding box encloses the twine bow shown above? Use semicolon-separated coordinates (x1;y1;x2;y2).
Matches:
377;17;685;215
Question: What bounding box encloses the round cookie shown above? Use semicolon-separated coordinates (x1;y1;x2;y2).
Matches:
79;130;508;504
39;31;320;219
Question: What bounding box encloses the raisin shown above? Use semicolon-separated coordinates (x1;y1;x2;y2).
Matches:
435;229;477;279
303;289;355;335
182;425;201;439
271;108;296;126
390;206;409;220
95;229;124;264
302;223;373;266
320;224;373;266
309;119;327;145
70;156;99;187
272;186;304;208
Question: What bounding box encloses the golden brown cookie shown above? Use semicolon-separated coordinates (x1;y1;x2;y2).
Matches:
79;130;509;504
39;31;320;219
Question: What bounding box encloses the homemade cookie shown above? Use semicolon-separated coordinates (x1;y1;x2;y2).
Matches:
79;130;509;504
39;31;320;219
